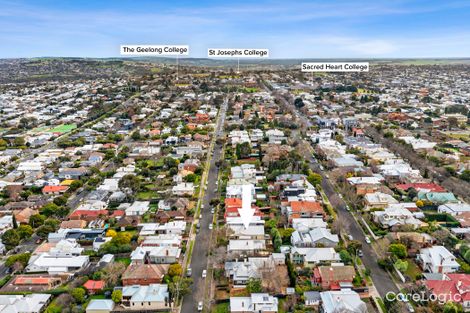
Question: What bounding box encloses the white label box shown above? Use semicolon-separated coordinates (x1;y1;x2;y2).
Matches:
208;48;269;58
301;62;369;72
120;45;189;56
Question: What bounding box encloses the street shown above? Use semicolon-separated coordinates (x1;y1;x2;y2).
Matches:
309;156;399;297
180;98;227;313
262;78;399;298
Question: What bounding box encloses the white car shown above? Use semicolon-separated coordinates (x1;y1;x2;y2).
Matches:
348;235;354;241
198;301;203;311
202;270;207;278
209;224;213;230
365;236;371;244
211;208;215;214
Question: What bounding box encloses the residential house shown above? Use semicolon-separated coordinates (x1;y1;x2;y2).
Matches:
230;293;278;313
26;254;90;275
290;247;340;267
121;284;170;310
122;264;169;286
83;280;105;294
126;201;150;216
364;192;399;210
0;294;51;313
438;203;470;216
423;273;470;311
320;290;367;313
172;183;194;196
291;228;339;248
86;299;115;313
313;265;355;290
373;207;425;229
417;246;460;274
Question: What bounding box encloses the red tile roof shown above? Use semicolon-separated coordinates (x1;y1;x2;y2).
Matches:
42;185;69;193
424;274;470;303
83;280;105;290
290;201;323;213
69;209;108;218
396;183;446;193
225;198;242;209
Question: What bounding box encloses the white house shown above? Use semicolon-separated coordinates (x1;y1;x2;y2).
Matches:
290;247;340;267
172;183;194;196
417;246;460;274
230;293;278;313
26;254;90;275
121;284;169;310
126;201;150;216
0;294;51;313
438;203;470;216
320;290;367;313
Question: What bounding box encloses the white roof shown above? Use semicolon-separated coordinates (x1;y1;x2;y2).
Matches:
86;299;115;311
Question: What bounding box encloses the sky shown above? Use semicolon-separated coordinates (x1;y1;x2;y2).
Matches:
1;0;470;58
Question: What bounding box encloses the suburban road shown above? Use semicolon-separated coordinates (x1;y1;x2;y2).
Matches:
180;98;227;313
260;78;399;298
308;155;399;297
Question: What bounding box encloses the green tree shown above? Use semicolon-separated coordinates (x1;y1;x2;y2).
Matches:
70;287;86;303
29;214;46;228
111;232;132;245
389;243;407;259
13;137;25;146
307;171;322;186
111;290;122;303
53;196;67;206
235;142;251;159
394;259;409;273
40;203;68;217
444;302;463;313
339;249;352;264
17;225;33;239
0;139;7;147
183;173;197;183
168;263;183;277
69;180;83;192
2;229;20;250
5;252;31;268
246;278;262;293
169;276;192;301
460;170;470;183
347;240;363;255
118;174;141;194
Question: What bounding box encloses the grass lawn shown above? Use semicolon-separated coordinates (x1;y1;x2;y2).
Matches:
211;302;229;313
136;191;158;200
115;257;131;266
90;294;106;300
47;124;77;133
240;87;260;93
404;259;422;281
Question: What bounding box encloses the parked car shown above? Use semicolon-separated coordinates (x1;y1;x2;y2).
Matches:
186;268;192;277
211;208;215;214
202;270;207;278
365;236;371;244
198;301;203;311
209;224;213;230
348;235;354;241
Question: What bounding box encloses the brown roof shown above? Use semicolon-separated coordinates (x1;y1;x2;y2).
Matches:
60;220;87;229
122;264;169;281
318;265;355;282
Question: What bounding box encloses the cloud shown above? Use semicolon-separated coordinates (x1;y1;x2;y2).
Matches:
0;0;469;58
